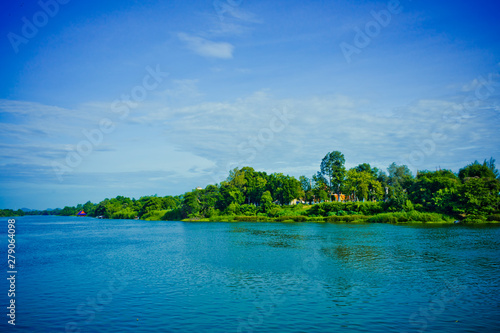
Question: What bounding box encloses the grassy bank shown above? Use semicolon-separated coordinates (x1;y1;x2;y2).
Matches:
179;212;454;224
174;203;500;224
69;199;498;224
173;203;464;224
172;202;455;223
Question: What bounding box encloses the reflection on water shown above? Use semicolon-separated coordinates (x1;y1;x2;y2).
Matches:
230;225;313;249
1;217;499;332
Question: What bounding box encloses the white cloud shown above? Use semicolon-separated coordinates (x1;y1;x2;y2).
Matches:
178;33;234;59
2;86;499;198
118;90;499;179
158;79;203;99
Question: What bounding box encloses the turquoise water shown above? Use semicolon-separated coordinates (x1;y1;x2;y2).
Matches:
1;216;499;332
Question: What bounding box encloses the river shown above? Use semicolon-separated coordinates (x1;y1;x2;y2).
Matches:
1;216;499;332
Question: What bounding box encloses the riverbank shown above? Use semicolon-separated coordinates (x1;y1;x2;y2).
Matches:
180;215;452;223
179;211;500;224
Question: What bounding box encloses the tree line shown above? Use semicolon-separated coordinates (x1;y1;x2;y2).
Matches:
3;151;500;223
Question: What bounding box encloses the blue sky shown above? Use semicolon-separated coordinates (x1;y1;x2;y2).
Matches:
1;0;499;210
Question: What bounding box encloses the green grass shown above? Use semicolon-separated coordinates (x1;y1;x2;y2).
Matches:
142;210;168;221
233;215;270;222
367;211;453;223
274;215;308;222
147;206;473;225
325;215;369;223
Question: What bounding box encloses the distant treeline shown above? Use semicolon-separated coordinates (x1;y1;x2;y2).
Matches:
0;208;62;217
4;152;500;223
0;209;25;217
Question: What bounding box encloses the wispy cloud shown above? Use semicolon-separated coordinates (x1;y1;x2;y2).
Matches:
177;33;234;59
117;88;500;178
158;79;204;99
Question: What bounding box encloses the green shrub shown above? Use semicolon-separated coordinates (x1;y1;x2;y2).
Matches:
204;207;220;218
368;213;399;223
267;207;282;217
463;215;487;224
308;216;325;222
275;215;307;222
112;207;138;219
142;209;168;221
337;210;348;216
224;203;241;215
233;215;269;222
162;208;183;221
208;215;237;222
367;211;449;223
487;214;500;222
306;201;384;217
325;215;368;223
273;208;298;217
239;204;257;216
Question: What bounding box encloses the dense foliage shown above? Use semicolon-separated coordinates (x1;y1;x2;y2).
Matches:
0;209;25;217
3;153;499;223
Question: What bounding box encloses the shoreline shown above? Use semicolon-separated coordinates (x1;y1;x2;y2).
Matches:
10;214;500;224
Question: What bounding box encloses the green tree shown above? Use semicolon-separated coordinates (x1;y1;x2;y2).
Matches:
386;163;414;205
240;204;257;216
260;191;274;213
459;160;497;181
218;183;245;211
299;175;311;192
387;163;413;189
139;197;163;217
241;167;267;204
163;196;181;210
82;201;96;216
409;170;461;212
299;175;314;203
459;177;500;216
181;191;201;217
312;172;329;202
0;209;24;217
60;206;78;216
344;169;384;202
227;167;248;193
433;187;463;216
93;201;109;218
485;157;500;179
224;202;241;215
267;173;302;205
198;185;222;217
320;151;346;201
354;163;380;178
318;189;329;202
